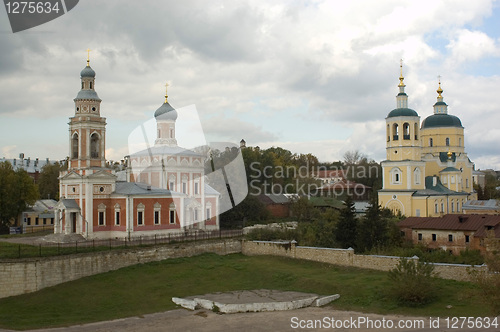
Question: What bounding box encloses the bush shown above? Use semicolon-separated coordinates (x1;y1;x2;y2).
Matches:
388;257;437;306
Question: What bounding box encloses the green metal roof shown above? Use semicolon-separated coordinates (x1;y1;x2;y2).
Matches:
421;114;462;129
440;167;460;173
387;108;418;118
154;102;178;120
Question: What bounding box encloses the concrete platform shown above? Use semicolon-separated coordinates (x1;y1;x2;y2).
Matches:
172;289;340;313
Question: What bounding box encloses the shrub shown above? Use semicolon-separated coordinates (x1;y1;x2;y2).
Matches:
388;257;437;306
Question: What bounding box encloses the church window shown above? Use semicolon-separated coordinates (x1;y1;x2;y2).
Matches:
414;123;418;140
434;202;438;214
72;133;79;159
466;235;470;243
403;123;410;140
392;123;399;140
448;234;453;242
459;138;462;147
451;176;455;184
465;178;469;188
137;203;145;226
92;107;96;112
154;202;161;225
81;82;84;89
390;168;402;184
90;82;93;89
194;181;199;195
451;201;455;212
441;202;444;213
158;129;161;138
170;128;174;138
182;175;188;194
98;203;106;226
194;209;199;222
418;233;422;241
432;234;436;241
114;204;121;225
90;133;100;159
429;138;433;147
387;124;390;142
169;203;176;224
446;137;450;146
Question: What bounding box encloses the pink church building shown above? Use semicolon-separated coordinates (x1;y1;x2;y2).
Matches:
55;58;219;239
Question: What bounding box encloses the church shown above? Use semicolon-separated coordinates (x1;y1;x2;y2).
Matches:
378;64;476;217
54;56;220;239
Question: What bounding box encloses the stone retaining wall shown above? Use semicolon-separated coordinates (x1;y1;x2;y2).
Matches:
0;239;241;299
242;240;487;281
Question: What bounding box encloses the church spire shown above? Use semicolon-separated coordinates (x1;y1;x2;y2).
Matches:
164;82;169;103
433;76;448;115
86;48;91;67
396;60;408;109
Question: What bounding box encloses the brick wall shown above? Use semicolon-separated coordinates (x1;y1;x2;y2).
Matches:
0;239;241;299
242;240;487;281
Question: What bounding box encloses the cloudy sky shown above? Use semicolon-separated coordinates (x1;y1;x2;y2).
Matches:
1;0;500;169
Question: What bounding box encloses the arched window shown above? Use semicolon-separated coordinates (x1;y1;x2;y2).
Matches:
387;124;390;142
445;137;450;146
169;203;176;224
429;138;433;147
459;137;462;147
90;133;100;159
90;82;93;89
403;123;410;140
393;123;399;140
206;202;212;220
390;167;402;185
414;123;418;140
154;202;161;225
72;133;79;159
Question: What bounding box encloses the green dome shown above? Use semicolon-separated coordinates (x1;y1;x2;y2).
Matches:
421;114;462;129
387;108;419;118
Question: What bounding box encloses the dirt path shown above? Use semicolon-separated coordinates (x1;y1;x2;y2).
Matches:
2;307;496;332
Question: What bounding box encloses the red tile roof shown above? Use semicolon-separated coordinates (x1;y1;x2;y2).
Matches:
399;214;500;238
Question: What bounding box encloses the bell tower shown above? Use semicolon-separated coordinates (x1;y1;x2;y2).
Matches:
69;50;107;170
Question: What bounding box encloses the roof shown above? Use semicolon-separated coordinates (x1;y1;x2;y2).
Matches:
387;108;419;118
24;199;58;214
440;167;460;173
258;193;291;205
399;214;500;236
74;89;101;101
60;199;80;210
80;65;95;78
312;169;346;179
439;152;456;163
204;183;220;196
421;114;463;129
319;180;371;190
154;102;178;120
412;176;467;197
130;145;201;157
0;157;54;173
114;182;175;196
463;199;500;211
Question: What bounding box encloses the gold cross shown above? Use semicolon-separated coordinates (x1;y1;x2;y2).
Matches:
86;48;91;65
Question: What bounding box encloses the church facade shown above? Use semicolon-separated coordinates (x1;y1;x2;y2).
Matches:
54;58;219;239
378;65;476;217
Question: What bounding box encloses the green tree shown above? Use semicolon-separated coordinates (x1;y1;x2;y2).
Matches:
290;196;317;222
38;162;62;200
356;196;388;252
0;162;39;232
219;194;269;229
335;195;357;249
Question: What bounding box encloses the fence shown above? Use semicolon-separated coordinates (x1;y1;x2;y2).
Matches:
0;229;243;259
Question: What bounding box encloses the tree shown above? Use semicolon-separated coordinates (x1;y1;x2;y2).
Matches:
38;162;62;200
335;195;357;249
388;257;437;306
356;196;388;252
290;196;317;222
0;162;39;232
219;194;269;229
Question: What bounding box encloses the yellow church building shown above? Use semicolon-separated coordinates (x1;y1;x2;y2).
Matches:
378;65;476;217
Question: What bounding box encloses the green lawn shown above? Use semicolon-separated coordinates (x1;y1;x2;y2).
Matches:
0;253;490;330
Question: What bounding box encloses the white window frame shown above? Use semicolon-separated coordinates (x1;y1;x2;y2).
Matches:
137;203;145;226
169;203;176;224
154;202;161;225
98;203;106;226
114;203;121;225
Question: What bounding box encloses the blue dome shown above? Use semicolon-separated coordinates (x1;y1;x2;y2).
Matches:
74;89;101;101
80;65;95;78
387;108;419;118
421;114;462;129
154;102;178;120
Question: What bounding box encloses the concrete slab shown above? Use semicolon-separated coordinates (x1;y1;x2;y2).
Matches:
173;289;340;314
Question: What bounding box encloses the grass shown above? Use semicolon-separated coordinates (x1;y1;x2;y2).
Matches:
0;241;127;259
0;253;491;330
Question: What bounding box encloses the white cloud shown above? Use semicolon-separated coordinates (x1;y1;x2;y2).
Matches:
446;29;499;64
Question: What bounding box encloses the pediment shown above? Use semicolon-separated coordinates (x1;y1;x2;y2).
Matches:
60;171;83;180
87;170;117;179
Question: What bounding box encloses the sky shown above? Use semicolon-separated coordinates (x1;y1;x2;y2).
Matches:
1;0;500;170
